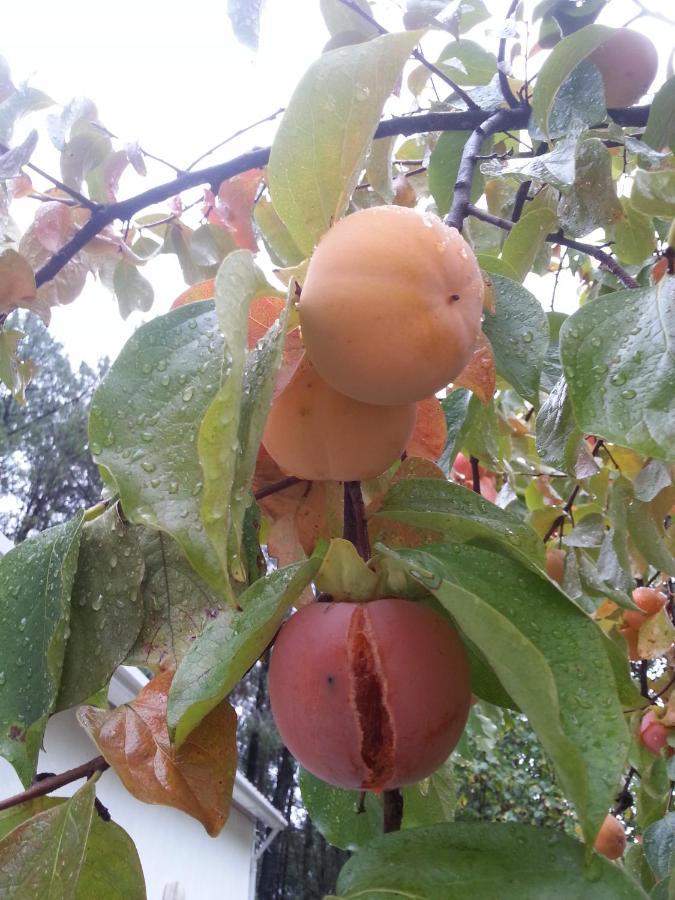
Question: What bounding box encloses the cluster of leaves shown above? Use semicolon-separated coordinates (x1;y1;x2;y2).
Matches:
0;0;674;897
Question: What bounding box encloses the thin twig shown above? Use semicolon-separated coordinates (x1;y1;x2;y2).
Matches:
336;0;480;110
465;205;639;289
497;1;521;109
253;476;303;502
0;756;109;813
469;456;482;494
187;107;285;172
33;105;650;290
0;141;100;211
343;481;371;562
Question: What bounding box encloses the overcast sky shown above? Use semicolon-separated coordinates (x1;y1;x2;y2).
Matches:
1;0;672;367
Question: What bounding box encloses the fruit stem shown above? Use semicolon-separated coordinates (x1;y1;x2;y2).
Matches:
343;481;371;562
383;788;404;833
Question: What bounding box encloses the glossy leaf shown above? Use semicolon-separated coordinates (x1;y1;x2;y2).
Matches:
536;376;599;477
78;671;236;837
0;515;83;786
336;822;647;898
168;559;319;746
453;332;496;405
0;779;95;898
125;528;232;672
89;301;229;596
198;251;288;583
481;134;578;190
299;768;382;851
558;138;622;236
314;538;377;600
501;207;558;283
438;389;472;473
381;545;629;847
613;199;656;266
529;60;606;141
428;130;471;217
372;478;544;565
631;170;675;219
0;796;146;900
57;507;145;709
482;274;549;405
560;279;675;461
406;396;447;462
253;194;304;267
643;77;675;155
112;260;154;320
268;30;421;255
530;24;616;134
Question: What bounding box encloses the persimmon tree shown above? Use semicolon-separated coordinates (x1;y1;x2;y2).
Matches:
0;0;674;897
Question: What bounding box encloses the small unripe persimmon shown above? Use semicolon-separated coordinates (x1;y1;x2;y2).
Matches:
640;710;671;755
299;206;485;406
622;587;668;631
262;355;416;481
268;598;472;791
545;549;566;586
588;29;658;108
593;814;626;860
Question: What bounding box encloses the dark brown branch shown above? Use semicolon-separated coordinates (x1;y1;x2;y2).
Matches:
444;108;516;231
497;1;521;109
343;481;371;562
336;0;479;110
612;767;636;816
383;788;404;832
0;756;109;813
465;205;639;289
253;476;302;502
34;105;650;290
469;456;482;494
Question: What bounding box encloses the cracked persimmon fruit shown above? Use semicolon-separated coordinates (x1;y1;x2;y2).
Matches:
588;29;657;108
262;354;416;481
298;206;485;406
268;597;472;791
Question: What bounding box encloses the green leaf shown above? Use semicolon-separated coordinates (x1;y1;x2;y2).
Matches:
320;0;378;38
365;136;394;202
0;779;96;898
314;538;377;600
643;77;675;155
0;797;147;900
0;515;83;786
626;489;675;575
428;131;471;217
558;137;622;236
613;199;656;266
125;528;232;672
530;24;615;134
299;768;382;850
253;195;304;267
541;311;567;393
112;261;154;320
433;39;497;86
481;133;578;190
500;207;559;283
643;813;675;882
529;60;606;141
482;274;549;405
631;170;675;219
60;121;111;190
198;251;289;583
0;329;33;405
634;459;672;502
227;0;264;50
336;822;648;898
381;545;629;846
560;278;675;461
267;30;421;255
460;394;501;466
438;389;472;473
372;478;544;566
535;376;599;477
89;300;230;596
57;507;145;710
475;253;520;281
168;559;319;746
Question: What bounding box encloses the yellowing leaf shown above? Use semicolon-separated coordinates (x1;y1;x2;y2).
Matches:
77;671;237;836
638;609;675;660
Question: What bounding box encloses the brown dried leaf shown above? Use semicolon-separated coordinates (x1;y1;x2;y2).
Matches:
0;249;37;315
77;671;237;836
453;332;496;405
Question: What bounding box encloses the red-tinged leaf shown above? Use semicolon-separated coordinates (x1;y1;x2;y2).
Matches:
295;480;344;556
207;169;264;251
171;277;216;309
368;460;447;550
453;332;496;405
249;295;285;346
0;249;37;315
77;671;237;837
406;397;448;462
266;514;315;607
31;201;76;252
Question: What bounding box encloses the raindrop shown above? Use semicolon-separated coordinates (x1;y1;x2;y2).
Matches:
160;374;171;387
522;331;533;343
168;481;179;494
90;442;102;456
610;372;627;386
150;477;161;488
182;387;194;402
141;431;154;442
157;359;167;371
620;389;636;400
141;363;152;374
92;594;104;611
141;460;156;473
109;554;118;569
0;673;5;686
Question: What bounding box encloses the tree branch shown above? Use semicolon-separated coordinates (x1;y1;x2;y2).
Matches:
253;476;303;502
497;1;521;109
0;141;100;212
343;481;371;562
465;205;639;289
444;108;516;231
33;105;650;289
0;756;109;813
